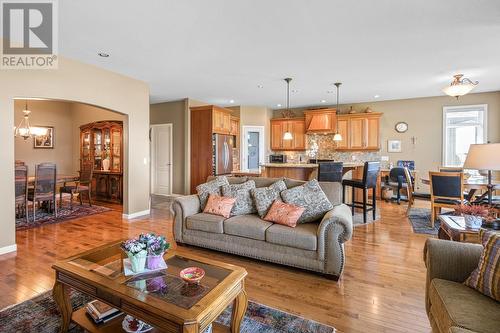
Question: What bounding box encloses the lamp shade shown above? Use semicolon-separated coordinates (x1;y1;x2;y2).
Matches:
463;143;500;170
283;132;293;140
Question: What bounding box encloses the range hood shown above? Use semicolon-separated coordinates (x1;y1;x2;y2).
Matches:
304;109;337;133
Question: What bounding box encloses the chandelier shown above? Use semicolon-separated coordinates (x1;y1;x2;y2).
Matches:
442;74;478;99
281;78;294;140
14;100;47;140
333;82;342;141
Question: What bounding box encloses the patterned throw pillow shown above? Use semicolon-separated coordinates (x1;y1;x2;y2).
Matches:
202;194;236;218
465;229;500;301
264;200;305;228
280;179;333;223
221;180;257;216
196;176;229;210
250;180;287;218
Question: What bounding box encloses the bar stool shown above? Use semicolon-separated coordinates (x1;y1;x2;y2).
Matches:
342;161;380;223
317;161;343;182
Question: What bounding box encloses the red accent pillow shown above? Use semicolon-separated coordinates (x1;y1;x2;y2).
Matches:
263;200;305;228
203;194;236;218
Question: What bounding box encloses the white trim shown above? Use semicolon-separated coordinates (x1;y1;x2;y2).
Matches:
442;104;488;166
241;126;265;171
0;244;17;256
150;124;173;196
122;209;151;219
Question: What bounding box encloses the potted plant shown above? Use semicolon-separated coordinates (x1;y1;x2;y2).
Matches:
121;238;147;273
139;233;170;270
454;204;489;229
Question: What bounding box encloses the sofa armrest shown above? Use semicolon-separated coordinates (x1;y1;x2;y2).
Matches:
423;238;482;314
171;195;201;243
317;204;353;276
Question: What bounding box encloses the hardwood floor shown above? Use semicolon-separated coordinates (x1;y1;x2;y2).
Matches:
0;198;433;333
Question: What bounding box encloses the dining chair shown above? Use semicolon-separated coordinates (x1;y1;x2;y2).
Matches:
397;160;415;170
28;163;57;222
15;165;28;219
342;161;380;223
386;167;408;204
317;161;343;182
60;161;93;209
438;166;464;172
404;167;430;215
429;171;464;227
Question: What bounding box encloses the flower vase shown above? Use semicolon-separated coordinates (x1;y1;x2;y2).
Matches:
102;158;110;171
127;251;147;273
464;214;482;229
146;253;164;270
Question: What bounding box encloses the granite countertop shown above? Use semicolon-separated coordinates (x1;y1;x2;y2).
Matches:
261;162;365;168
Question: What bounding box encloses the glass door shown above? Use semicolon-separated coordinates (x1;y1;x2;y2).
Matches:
111;128;121;172
81;131;91;164
93;129;103;170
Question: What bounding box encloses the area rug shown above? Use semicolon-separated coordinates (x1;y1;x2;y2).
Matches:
15;203;112;231
0;290;335;333
407;207;454;235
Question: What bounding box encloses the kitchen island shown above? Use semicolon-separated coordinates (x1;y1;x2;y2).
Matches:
261;162;365;181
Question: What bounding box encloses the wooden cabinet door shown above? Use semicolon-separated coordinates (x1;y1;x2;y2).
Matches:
292;120;306;150
108;175;122;201
350;118;366;150
271;121;283;150
366;117;380;149
212;109;221;133
223;112;231;133
230;117;239;136
336;118;349;149
95;174;108;199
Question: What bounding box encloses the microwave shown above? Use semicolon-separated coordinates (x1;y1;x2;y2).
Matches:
269;154;287;163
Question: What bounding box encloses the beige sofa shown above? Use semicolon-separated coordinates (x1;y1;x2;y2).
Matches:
172;176;353;279
424;239;500;333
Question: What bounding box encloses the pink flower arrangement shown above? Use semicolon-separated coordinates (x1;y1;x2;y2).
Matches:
453;204;489;218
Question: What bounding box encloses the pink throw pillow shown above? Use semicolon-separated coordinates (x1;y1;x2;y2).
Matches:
203;194;236;218
264;200;305;228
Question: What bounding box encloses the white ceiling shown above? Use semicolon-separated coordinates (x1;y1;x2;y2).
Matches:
59;0;500;108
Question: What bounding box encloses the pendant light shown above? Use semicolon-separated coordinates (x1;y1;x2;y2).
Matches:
282;77;294;140
333;82;342;141
14;100;47;140
442;74;478;99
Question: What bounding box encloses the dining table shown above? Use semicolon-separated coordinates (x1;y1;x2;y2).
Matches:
420;176;500;202
26;174;80;186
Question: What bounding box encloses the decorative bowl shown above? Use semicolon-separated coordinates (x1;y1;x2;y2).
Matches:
180;267;205;284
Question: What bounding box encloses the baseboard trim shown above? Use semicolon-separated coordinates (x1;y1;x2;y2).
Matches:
0;244;17;256
122;209;151;219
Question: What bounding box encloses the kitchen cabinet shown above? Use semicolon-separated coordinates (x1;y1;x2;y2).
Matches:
270;118;306;151
212;107;232;134
336;113;382;151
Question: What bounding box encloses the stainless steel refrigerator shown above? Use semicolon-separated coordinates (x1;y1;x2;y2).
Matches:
213;134;234;175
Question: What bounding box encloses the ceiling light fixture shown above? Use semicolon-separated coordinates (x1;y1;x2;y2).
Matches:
14;100;47;140
229;99;235;104
374;94;380;98
333;82;343;142
277;104;282;107
320;100;326;103
442;74;478;99
257;84;264;88
98;52;109;58
281;78;294;140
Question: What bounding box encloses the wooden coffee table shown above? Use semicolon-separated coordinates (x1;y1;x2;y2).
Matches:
438;215;482;243
52;241;248;333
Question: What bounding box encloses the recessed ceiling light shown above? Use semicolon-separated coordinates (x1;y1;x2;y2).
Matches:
229;99;235;104
320;100;326;103
257;84;264;88
327;90;334;94
277;104;282;107
374;94;380;98
98;52;109;58
291;89;298;93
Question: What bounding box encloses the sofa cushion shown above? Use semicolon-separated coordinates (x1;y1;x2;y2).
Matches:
186;213;225;234
251;180;287;217
202;194;236;218
281;179;334;223
465;229;500;302
249;176;284;188
266;223;318;251
264;200;304;228
429;278;500;333
207;176;248;184
221;180;257;216
196;176;229;210
224;214;273;241
285;178;341;205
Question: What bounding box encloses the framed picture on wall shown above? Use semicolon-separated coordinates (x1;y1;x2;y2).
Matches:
387;140;402;153
33;126;54;149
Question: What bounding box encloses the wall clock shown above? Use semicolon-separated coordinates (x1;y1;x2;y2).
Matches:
395;122;408;133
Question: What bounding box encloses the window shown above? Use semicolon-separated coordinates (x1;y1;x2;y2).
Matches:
443;105;487;167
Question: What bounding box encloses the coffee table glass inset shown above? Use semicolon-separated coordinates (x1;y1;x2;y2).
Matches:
53;240;247;333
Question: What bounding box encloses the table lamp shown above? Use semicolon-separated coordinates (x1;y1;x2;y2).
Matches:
463;143;500;205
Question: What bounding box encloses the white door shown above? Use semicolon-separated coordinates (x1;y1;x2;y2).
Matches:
241;126;265;171
151;124;172;196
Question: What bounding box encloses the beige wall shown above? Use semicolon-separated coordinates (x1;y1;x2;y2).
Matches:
1;56;150;250
14;100;74;174
272;91;500;183
150;99;187;194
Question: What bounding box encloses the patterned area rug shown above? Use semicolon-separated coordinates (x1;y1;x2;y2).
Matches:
407;207;449;235
15;202;112;231
0;290;335;333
